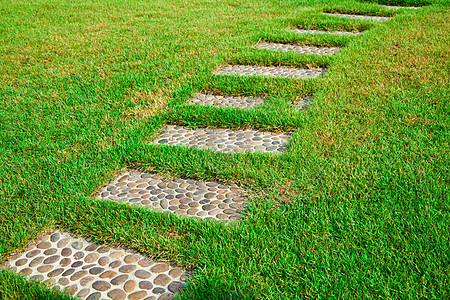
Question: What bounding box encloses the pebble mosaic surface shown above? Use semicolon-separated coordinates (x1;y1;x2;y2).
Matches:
290;29;361;35
2;231;189;300
214;65;324;78
322;12;391;21
254;42;340;55
153;125;290;154
188;93;265;108
98;169;248;222
293;96;313;110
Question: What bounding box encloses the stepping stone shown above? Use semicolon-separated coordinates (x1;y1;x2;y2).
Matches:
290;29;361;35
188;93;265;108
98;169;248;222
254;43;340;55
293;95;313;110
214;65;324;79
1;230;190;300
153;125;290;154
322;12;391;21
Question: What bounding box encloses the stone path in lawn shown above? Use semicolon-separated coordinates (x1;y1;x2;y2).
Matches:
254;42;340;55
290;29;361;35
153;125;290;154
293;95;313;110
322;12;391;21
214;65;324;78
1;230;190;300
98;169;247;222
188;93;265;108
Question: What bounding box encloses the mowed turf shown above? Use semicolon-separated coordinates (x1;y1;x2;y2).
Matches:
0;0;449;299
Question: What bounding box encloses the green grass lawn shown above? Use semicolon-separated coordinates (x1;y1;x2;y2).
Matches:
1;0;449;298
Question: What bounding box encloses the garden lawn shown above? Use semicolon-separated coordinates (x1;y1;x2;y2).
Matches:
0;0;449;298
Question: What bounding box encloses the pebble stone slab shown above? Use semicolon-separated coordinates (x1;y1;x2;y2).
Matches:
98;169;248;222
254;42;340;55
153;125;290;154
214;65;324;79
188;93;265;108
322;12;391;21
2;231;189;300
293;95;313;110
290;29;361;35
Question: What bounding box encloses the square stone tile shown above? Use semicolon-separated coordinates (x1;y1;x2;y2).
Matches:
2;230;190;300
188;93;265;108
98;169;248;222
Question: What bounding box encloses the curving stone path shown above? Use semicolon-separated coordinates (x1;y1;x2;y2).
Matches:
322;12;391;21
1;231;190;300
153;125;290;154
214;65;324;78
188;93;265;108
98;169;248;222
254;42;340;55
290;29;361;35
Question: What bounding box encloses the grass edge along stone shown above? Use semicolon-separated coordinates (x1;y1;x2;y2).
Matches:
289;29;362;35
254;43;341;55
188;93;266;109
322;12;391;21
214;65;324;78
1;230;190;300
153;125;291;154
97;169;248;222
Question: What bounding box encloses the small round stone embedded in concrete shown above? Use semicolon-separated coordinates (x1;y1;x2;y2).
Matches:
214;65;324;78
2;231;190;299
322;12;391;21
290;29;361;35
254;43;340;55
98;169;249;222
188;93;265;108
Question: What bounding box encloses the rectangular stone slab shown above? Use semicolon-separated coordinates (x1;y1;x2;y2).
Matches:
290;29;361;35
214;65;324;79
254;43;340;55
188;93;265;108
98;169;247;222
322;12;391;21
1;230;189;300
153;125;291;154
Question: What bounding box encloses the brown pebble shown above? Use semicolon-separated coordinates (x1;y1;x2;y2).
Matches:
48;268;64;277
58;277;69;286
153;274;171;286
111;274;128;285
168;281;186;293
37;241;51;249
70;270;87;281
43;248;57;255
169;268;183;278
37;265;53;273
60;258;71;267
128;291;148;300
77;288;90;298
158;293;175;300
119;264;136;273
151;264;169;273
26;250;40;258
80;276;95;286
92;280;111;291
43;255;60;264
138;258;151;267
84;253;99;263
15;258;28;267
124;280;136;292
19;268;32;275
109;260;121;268
64;284;78;295
98;256;109;266
110;251;124;259
124;254;139;263
61;248;72;257
100;270;118;279
139;281;154;290
107;289;127;300
57;238;70;248
29;256;44;267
